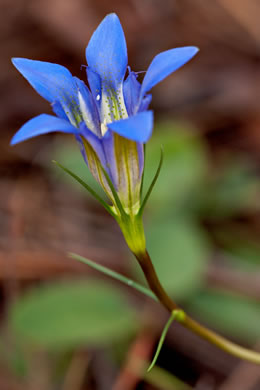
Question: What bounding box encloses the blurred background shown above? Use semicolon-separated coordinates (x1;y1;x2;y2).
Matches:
1;0;260;389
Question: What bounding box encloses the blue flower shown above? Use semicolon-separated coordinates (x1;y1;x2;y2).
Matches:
11;13;198;216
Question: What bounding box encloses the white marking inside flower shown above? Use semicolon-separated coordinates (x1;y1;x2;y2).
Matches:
100;85;128;125
78;91;96;134
96;94;101;101
65;110;77;127
101;120;108;137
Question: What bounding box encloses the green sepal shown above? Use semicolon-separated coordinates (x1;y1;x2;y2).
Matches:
140;144;146;200
99;165;127;220
97;166;146;255
117;213;146;256
52;160;116;218
138;147;163;216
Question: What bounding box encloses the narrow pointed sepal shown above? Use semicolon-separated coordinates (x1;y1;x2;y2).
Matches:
138;146;163;216
99;163;127;219
53;160;116;218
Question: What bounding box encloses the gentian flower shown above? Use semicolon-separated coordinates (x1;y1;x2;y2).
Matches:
11;19;260;366
11;13;198;254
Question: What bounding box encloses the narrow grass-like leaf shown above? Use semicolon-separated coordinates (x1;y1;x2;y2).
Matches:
147;310;176;372
69;252;157;301
53;160;115;217
139;147;163;216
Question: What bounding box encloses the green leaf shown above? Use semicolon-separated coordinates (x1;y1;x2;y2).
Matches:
145;219;210;300
148;311;176;372
69;253;157;301
10;280;136;349
187;289;260;343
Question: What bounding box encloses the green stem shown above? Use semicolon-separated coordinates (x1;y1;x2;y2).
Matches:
136;250;260;365
182;315;260;364
135;251;178;312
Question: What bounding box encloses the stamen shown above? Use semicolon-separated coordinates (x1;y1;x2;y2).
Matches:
101;122;107;137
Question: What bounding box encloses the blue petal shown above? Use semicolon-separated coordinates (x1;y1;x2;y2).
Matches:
12;58;78;103
139;46;199;101
101;130;118;188
123;70;141;116
107;111;153;142
75;134;88;165
12;58;80;125
79;124;115;201
52;101;68;120
85;14;127;90
11;114;78;145
80;123;107;170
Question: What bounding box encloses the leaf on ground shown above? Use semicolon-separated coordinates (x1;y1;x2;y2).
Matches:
10;280;136;349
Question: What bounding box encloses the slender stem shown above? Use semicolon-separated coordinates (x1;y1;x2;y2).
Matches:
135;251;178;312
136;250;260;365
182;315;260;364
